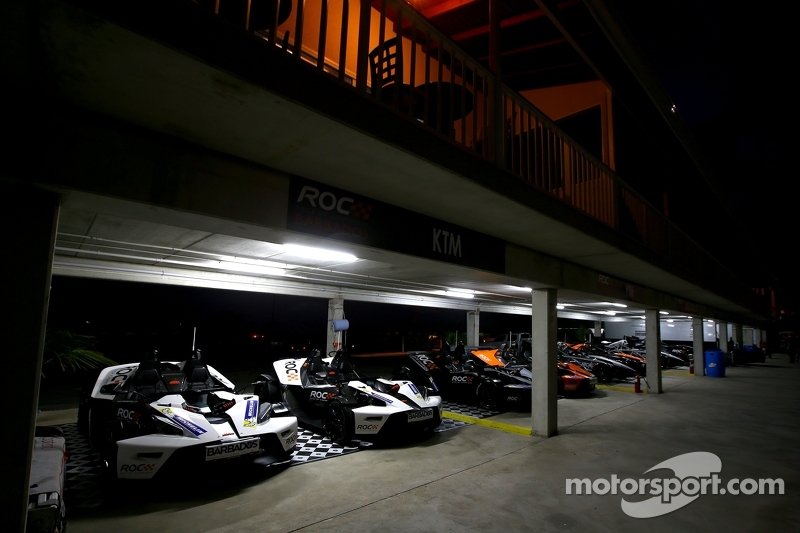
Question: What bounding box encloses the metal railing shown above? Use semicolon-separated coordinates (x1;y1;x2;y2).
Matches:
190;0;766;307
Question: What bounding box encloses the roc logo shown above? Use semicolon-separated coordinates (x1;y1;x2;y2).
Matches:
356;424;380;431
120;463;155;472
117;408;141;421
414;353;438;370
349;201;374;219
309;390;335;401
507;396;521;402
451;375;473;383
284;361;300;382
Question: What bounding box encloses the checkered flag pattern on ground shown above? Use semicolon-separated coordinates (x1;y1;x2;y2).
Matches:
60;423;108;510
441;400;501;419
290;429;371;464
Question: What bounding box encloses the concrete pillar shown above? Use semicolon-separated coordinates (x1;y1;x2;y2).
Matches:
718;321;730;352
594;321;603;341
466;310;480;346
0;184;59;533
531;289;558;437
692;317;705;376
645;309;662;393
326;296;345;354
733;324;744;349
753;329;762;346
743;328;753;346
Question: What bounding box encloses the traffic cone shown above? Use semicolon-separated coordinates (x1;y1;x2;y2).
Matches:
689;361;694;375
634;375;641;393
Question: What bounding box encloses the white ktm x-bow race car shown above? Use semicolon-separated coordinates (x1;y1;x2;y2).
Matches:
273;349;442;444
78;351;298;479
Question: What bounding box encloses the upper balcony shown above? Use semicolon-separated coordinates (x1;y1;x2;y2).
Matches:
13;0;771;320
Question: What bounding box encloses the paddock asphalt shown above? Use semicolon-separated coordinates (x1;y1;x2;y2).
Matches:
37;354;799;532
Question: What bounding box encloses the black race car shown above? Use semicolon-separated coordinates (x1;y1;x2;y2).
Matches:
406;343;596;411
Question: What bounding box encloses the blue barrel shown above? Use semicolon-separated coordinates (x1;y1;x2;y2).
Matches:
704;349;726;377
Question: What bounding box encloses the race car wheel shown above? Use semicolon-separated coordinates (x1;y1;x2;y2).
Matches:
323;401;354;445
592;365;611;383
476;382;501;411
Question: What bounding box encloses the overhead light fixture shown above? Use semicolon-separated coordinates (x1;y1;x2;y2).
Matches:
640;315;647;319
666;319;674;323
214;261;285;276
611;303;628;308
605;311;616;316
557;303;573;307
445;290;474;299
667;324;675;327
282;244;357;262
660;311;669;315
557;305;565;310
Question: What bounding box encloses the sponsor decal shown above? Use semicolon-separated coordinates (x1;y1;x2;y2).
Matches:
414;353;439;371
287;177;505;273
407;409;434;422
284;434;296;448
506;396;521;402
451;375;473;383
284;361;300;382
244;399;258;428
408;383;420;396
120;463;156;473
356;424;380;431
206;439;260;459
566;452;784;519
370;392;393;404
309;390;336;401
117;407;141;422
159;408;207;436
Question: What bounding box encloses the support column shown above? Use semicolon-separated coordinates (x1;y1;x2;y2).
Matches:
692;317;705;376
326;296;344;354
531;289;557;437
0;184;59;533
733;323;744;349
753;329;762;346
645;309;663;393
466;310;480;346
718;321;730;352
594;321;603;341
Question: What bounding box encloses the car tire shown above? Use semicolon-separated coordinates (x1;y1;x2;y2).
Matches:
324;401;354;445
476;382;500;411
593;365;610;383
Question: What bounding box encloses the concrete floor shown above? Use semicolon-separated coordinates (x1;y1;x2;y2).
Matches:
47;354;799;532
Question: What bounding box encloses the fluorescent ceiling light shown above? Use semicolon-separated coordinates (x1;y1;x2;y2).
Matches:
611;303;628;308
557;303;573;307
282;244;357;262
667;324;675;327
556;305;565;310
660;311;669;315
445;290;474;299
666;319;674;323
215;261;285;276
605;311;616;316
640;315;647;319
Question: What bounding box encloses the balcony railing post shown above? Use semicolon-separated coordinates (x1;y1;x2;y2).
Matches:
493;83;504;169
355;0;371;92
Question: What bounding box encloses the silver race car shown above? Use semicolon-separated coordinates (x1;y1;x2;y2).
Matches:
78;350;298;479
273;349;442;444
